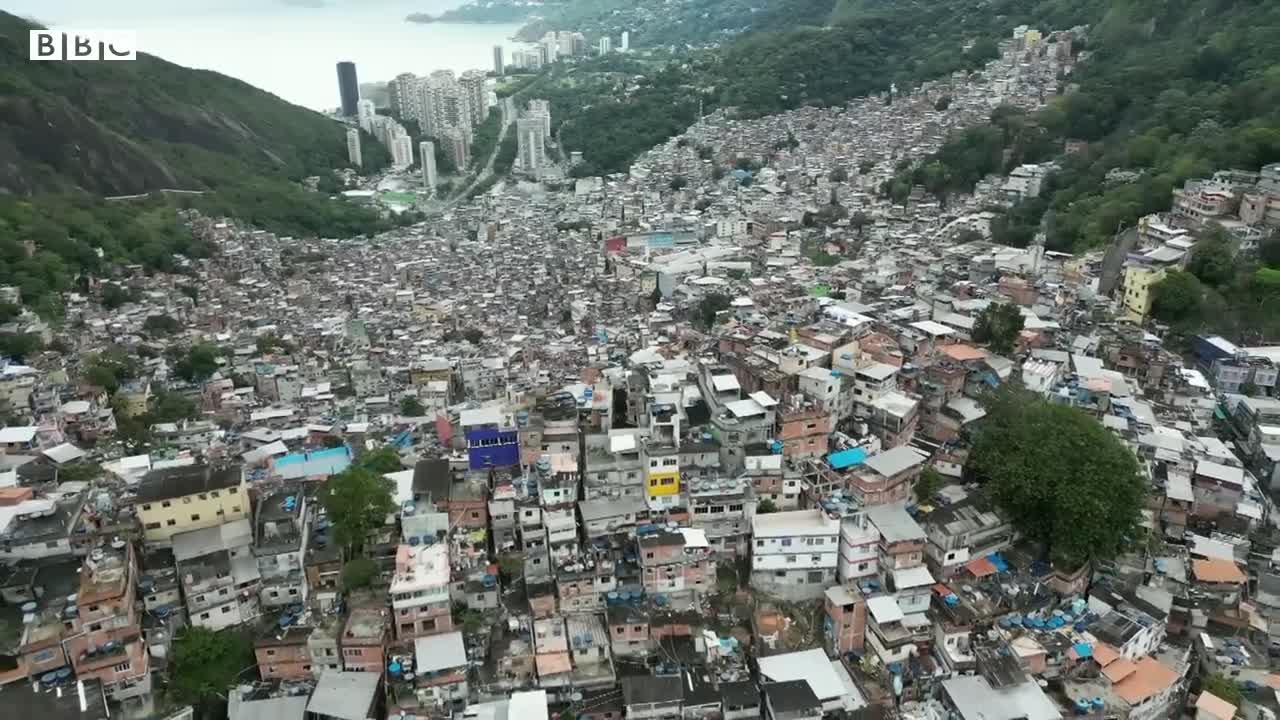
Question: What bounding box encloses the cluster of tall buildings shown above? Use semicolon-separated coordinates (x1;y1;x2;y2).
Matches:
386;69;487;170
336;61;486;176
506;30;629;71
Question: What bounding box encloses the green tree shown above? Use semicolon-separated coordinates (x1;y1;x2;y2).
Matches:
100;283;132;309
829;167;849;182
1151;271;1205;325
1187;229;1237;287
175;344;224;382
142;314;181;336
0;333;42;361
463;328;484;344
1240;380;1260;397
756;498;778;514
669;175;688;190
341;557;379;590
914;467;943;503
1259;232;1280;268
399;396;426;417
0;303;20;323
972;302;1025;355
695;293;732;328
319;466;395;556
169;627;254;707
149;391;199;424
968;388;1146;569
858;160;875;175
358;445;404;473
935;95;952;111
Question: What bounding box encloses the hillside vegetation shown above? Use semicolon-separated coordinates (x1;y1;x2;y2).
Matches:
554;0;1106;176
890;0;1280;253
0;11;398;313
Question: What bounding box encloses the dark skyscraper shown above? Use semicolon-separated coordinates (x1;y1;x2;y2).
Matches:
336;61;359;116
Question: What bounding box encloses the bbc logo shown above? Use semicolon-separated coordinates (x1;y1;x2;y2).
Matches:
30;30;137;61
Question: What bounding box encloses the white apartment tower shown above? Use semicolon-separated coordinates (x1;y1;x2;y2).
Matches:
441;127;471;169
389;72;422;121
621;31;630;51
346;127;362;168
420;140;438;191
517;116;545;175
492;44;504;75
391;133;414;170
422;70;471;139
459;69;489;127
598;37;612;55
527;99;552;138
356;99;376;133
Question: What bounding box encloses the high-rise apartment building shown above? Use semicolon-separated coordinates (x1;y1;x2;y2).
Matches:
441;127;471;169
598;37;612;55
459;69;489;128
527;99;552;138
336;61;359;116
621;31;630;51
420;141;438;191
347;128;363;168
492;45;504;75
356;99;376;133
389;72;422;121
421;70;471;139
517;116;545;175
391;133;414;170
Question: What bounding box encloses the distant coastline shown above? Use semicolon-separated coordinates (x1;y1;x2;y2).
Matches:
405;5;534;25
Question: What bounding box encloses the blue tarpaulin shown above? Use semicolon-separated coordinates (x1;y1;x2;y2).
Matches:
987;552;1011;573
828;447;868;470
1073;642;1093;658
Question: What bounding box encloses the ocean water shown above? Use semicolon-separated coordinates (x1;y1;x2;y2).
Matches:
9;0;524;111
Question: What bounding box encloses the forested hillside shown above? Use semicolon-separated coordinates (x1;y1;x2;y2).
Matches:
557;0;1106;177
0;11;397;314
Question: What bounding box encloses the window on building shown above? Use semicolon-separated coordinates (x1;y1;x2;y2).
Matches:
785;555;797;563
141;504;152;511
161;501;171;508
200;612;210;620
221;605;232;614
112;661;131;673
145;522;161;530
211;491;220;498
191;514;201;522
229;487;239;494
166;519;176;526
811;555;822;563
232;506;241;513
781;538;792;547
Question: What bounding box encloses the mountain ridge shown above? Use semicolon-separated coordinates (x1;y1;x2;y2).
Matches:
0;10;379;196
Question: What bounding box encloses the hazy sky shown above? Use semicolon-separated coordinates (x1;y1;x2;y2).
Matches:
9;0;523;110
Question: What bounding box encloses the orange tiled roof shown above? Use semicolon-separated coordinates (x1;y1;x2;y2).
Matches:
1092;642;1121;668
1192;558;1247;584
1113;657;1180;706
940;344;987;362
1102;657;1138;683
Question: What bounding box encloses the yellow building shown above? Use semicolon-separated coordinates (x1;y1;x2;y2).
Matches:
645;447;681;508
1024;29;1042;47
114;381;152;418
1122;263;1169;322
133;465;249;544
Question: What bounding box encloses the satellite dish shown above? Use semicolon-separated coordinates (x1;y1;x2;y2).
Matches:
570;692;583;702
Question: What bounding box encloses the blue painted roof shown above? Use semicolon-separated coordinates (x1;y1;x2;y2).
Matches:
827;448;868;470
